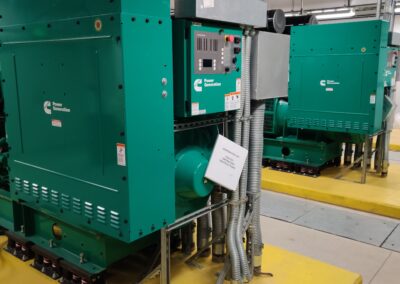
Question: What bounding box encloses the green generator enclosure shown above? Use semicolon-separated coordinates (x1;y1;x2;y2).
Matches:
173;20;243;117
0;0;177;271
0;0;244;278
287;20;397;135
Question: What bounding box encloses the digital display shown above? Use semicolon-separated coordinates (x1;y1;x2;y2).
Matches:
203;59;213;68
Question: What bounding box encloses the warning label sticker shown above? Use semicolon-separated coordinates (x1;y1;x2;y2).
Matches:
51;119;62;128
225;92;241;111
236;78;241;92
192;103;200;116
370;94;376;104
117;143;126;167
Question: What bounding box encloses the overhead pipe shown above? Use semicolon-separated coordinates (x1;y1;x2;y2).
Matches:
300;0;304;15
377;0;382;18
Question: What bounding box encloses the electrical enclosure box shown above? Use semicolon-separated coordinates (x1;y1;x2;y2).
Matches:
251;31;290;100
173;0;267;28
174;20;243;117
287;20;398;135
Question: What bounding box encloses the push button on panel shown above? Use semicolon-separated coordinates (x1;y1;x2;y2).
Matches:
225;35;235;43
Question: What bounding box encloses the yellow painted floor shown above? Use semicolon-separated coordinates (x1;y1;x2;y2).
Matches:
262;163;400;219
391;129;400;151
0;236;362;284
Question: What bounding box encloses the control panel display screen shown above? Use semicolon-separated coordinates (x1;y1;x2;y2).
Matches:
203;59;213;68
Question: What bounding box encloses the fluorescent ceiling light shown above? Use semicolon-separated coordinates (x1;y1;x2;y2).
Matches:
336;8;350;12
285;12;300;17
396;7;400;13
316;9;355;20
310;10;323;14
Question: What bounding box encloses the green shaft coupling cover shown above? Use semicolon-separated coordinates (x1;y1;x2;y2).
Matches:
175;146;213;199
0;0;175;244
174;20;243;117
264;99;288;136
264;136;342;168
287;20;397;135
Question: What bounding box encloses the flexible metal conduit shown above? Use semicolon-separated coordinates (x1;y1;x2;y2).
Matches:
226;34;247;284
248;100;266;272
235;31;252;282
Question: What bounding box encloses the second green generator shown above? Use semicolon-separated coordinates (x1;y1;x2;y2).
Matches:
263;20;399;177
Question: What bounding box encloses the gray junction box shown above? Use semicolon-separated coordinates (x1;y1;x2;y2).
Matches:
173;0;268;28
251;31;290;100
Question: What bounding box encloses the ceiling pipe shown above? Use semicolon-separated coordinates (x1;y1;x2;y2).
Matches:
377;0;382;18
300;0;304;15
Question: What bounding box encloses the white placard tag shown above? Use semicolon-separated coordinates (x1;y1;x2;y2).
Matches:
205;135;248;191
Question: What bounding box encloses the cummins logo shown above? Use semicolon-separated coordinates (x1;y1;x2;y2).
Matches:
194;78;222;93
320;79;340;87
43;100;71;115
43;101;52;115
194;79;203;92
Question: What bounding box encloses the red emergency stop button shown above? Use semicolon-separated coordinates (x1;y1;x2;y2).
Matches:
225;35;235;43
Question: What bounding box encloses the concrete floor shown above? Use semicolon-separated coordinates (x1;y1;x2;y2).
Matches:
260;191;400;284
259;150;400;283
390;151;400;162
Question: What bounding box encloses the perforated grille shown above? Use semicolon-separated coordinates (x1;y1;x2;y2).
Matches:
12;178;121;231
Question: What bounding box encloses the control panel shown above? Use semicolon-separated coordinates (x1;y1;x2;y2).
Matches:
173;20;243;118
194;32;241;74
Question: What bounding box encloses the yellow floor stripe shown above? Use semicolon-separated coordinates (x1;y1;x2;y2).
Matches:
0;236;361;284
262;164;400;219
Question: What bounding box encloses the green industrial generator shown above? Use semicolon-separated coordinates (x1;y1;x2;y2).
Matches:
263;20;399;177
0;0;269;283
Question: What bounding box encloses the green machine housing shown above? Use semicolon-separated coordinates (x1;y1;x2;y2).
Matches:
288;20;397;135
263;20;399;173
0;0;176;274
0;0;243;280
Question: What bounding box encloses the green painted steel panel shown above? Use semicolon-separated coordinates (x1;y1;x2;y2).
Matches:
0;195;13;231
287;20;393;135
0;0;120;26
0;0;175;247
